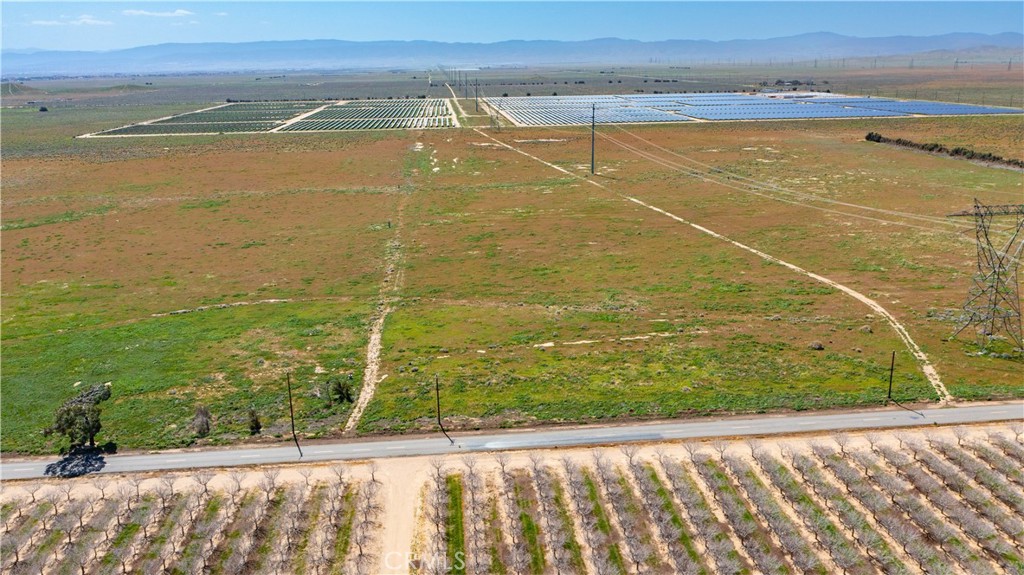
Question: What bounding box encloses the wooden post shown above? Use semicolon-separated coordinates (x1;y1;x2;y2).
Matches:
887;351;896;402
436;375;454;445
287;373;303;457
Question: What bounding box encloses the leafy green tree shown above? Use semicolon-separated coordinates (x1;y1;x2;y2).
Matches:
45;384;111;449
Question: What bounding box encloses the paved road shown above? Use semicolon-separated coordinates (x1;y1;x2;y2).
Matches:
2;401;1020;480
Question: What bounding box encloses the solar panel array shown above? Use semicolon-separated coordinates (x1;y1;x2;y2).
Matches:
280;117;454;131
497;106;691;126
92;99;455;136
99;122;280;136
485;93;1022;126
283;99;454;131
811;100;1020;116
679;103;907;120
86;93;1021;136
150;103;321;124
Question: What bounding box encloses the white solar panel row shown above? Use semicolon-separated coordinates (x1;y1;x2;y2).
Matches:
498;107;691;126
484;92;1021;126
825;101;1023;115
800;97;897;105
680;104;908;120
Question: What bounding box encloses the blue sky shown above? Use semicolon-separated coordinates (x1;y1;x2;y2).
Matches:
3;2;1022;51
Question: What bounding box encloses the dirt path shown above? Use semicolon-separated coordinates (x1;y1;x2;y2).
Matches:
444;83;468;125
376;458;428;575
269;101;340;132
472;127;951;403
343;193;408;435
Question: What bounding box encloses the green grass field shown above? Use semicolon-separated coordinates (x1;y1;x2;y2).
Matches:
2;67;1022;454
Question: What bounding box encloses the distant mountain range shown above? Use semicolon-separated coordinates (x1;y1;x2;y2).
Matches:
3;32;1021;77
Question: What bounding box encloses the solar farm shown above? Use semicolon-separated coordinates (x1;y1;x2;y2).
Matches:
81;91;1022;137
87;98;457;136
485;92;1023;126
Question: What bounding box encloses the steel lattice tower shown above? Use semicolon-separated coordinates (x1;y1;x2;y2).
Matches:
948;200;1024;351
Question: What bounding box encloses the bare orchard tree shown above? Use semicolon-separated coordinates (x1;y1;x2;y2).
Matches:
894;431;911;450
494;452;511;476
461;455;488;574
865;432;882;451
92;476;111;501
745;438;764;458
193;470;215;498
1;529;22;570
24;483;43;504
159;475;177;498
498;459;529;574
74;496;94;529
833;432;851;456
258;469;280;503
351;481;383;575
952;426;970;447
425;459;448;565
44;491;63;528
682;441;702;463
1010;422;1023;443
59;500;81;546
628;454;699;574
116;484;136;515
128;476;143;500
58;482;75;504
529;455;574;574
562;456;615;575
710;439;729;458
620;444;641;467
224;475;244;507
592;450;654;575
329;463;347;486
153;483;173;513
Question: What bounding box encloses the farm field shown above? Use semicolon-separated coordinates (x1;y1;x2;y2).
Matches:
2;424;1022;574
359;115;1024;434
1;67;1023;454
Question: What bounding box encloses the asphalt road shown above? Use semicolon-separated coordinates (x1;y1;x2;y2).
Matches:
2;401;1021;480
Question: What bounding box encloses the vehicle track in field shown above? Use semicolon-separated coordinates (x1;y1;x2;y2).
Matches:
602;127;1020;264
343;192;409;435
472;127;952;403
603;127;968;231
444;83;468;127
537;123;1017;242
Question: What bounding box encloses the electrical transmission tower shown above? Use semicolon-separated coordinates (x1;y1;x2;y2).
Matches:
948;200;1024;351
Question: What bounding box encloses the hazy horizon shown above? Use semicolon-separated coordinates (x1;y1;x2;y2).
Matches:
3;1;1022;52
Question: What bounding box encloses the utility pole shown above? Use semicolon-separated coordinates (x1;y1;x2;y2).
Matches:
435;375;454;445
475;80;479;112
286;373;303;457
591;103;596;175
887;351;896;402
